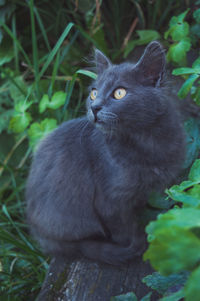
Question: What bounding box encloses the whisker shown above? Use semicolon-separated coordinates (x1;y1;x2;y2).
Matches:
101;111;119;120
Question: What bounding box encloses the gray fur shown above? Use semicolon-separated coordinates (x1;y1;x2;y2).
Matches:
26;42;185;265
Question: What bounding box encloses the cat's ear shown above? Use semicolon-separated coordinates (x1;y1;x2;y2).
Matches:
136;41;166;87
95;49;111;74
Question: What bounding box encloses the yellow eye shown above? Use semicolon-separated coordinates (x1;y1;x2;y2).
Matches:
90;89;98;101
113;88;126;100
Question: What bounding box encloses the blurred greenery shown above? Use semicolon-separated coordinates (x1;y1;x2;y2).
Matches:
0;0;200;300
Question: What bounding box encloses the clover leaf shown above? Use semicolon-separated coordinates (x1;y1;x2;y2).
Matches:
28;118;57;149
39;91;67;113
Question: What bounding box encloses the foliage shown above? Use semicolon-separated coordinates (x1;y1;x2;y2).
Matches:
144;159;200;300
123;29;160;58
0;0;199;300
143;272;188;296
164;9;191;66
165;8;200;106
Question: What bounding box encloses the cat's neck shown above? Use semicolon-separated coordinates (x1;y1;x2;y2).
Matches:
101;114;174;164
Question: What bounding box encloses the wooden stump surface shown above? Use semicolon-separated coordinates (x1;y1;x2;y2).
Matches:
37;256;158;301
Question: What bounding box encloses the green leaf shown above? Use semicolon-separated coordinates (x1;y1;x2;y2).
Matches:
136;30;160;44
9;76;29;103
193;8;200;24
148;191;174;210
166;185;200;207
166;158;200;206
28;118;57;149
143;272;188;295
144;226;200;275
160;289;185;301
39;92;67;113
188;159;200;182
76;69;97;80
39;94;50;113
124;30;160;58
48;91;67;110
170;22;189;41
178;74;199;99
192;56;200;69
167;38;191;65
185;266;200;301
146;208;200;236
187;185;200;201
170;9;189;24
111;292;137;301
183;118;200;168
165;9;189;41
15;100;33;113
191;86;200;105
9;112;32;133
172;68;196;76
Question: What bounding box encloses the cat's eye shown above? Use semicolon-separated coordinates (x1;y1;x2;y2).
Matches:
113;88;126;100
90;89;98;101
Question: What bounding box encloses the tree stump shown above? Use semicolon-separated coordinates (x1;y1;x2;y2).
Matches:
37;256;158;301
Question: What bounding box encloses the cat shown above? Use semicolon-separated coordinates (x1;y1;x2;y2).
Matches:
26;41;185;265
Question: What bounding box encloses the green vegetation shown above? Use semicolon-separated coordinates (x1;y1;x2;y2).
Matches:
0;1;200;300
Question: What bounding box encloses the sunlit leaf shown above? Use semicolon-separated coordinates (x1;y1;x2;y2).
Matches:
188;159;200;182
178;74;199;99
167;38;191;65
166;185;200;207
39;92;66;113
39;94;50;113
185;266;200;301
48;91;66;110
28;118;57;149
9;112;32;133
124;30;160;58
172;68;196;76
144;226;200;275
165;9;189;40
15;100;33;113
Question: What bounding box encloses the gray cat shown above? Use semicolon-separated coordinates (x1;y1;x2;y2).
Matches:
26;42;185;265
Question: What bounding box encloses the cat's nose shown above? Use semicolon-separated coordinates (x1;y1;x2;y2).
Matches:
91;105;102;120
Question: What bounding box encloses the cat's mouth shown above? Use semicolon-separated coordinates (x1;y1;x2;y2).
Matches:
87;109;119;134
87;109;104;125
95;117;104;124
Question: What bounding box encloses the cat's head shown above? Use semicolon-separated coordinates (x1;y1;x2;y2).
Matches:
86;41;167;135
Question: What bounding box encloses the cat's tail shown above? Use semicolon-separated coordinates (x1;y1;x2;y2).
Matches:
35;232;145;265
79;239;144;265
